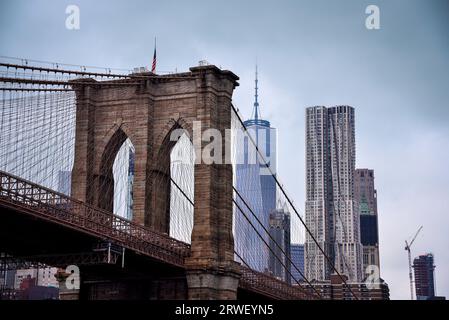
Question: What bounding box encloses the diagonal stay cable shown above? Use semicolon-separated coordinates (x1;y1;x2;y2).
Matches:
164;164;319;299
233;188;322;299
170;176;194;207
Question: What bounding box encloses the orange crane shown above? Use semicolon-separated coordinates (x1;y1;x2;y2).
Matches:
404;226;423;300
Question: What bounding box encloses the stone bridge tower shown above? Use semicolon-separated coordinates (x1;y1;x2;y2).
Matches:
70;65;240;299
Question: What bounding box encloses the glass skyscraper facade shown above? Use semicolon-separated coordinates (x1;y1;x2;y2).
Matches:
291;244;305;283
234;66;277;273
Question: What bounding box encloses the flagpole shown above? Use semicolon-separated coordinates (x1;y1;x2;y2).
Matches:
152;37;157;73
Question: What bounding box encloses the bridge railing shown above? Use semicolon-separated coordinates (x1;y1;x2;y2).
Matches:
0;170;190;267
239;266;318;300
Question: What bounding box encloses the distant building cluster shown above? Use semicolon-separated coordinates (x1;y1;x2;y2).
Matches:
234;70;392;299
0;262;59;300
303;105;388;298
305;274;390;300
303;106;445;300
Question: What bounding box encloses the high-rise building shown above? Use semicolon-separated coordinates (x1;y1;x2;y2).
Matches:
354;169;380;279
268;208;291;283
290;244;305;283
234;159;267;271
413;253;436;300
242;66;277;215
305;106;362;282
234;66;277;272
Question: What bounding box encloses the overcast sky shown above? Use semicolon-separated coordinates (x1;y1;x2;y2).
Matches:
1;0;448;300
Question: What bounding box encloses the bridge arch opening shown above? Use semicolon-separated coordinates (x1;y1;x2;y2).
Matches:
97;127;135;218
151;122;195;243
112;138;135;220
169;132;195;243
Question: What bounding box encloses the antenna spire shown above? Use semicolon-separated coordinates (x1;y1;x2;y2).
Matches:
254;64;259;121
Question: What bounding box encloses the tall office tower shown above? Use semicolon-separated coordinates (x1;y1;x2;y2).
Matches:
354;169;380;278
413;253;436;300
268;208;291;283
234;66;277;272
242;65;277;215
290;244;305;283
305;106;362;282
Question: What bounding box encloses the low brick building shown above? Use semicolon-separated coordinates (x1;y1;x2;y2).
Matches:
304;274;390;300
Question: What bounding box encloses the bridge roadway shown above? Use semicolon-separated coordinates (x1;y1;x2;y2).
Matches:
0;170;314;300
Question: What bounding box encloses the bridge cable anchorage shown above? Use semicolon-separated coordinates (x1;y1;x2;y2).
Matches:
230;104;359;300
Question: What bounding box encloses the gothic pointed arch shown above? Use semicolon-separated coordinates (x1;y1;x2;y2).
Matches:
149;118;194;235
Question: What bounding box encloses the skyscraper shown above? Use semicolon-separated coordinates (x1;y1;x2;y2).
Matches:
354;169;380;279
242;66;277;213
234;66;277;272
268;207;291;283
290;244;305;283
413;253;436;300
305;106;362;282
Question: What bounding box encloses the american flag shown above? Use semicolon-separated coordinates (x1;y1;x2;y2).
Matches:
151;39;157;73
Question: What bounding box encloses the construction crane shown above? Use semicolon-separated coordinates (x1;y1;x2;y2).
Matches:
405;226;423;300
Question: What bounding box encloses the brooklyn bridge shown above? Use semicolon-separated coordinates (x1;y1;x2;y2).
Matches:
0;58;355;300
